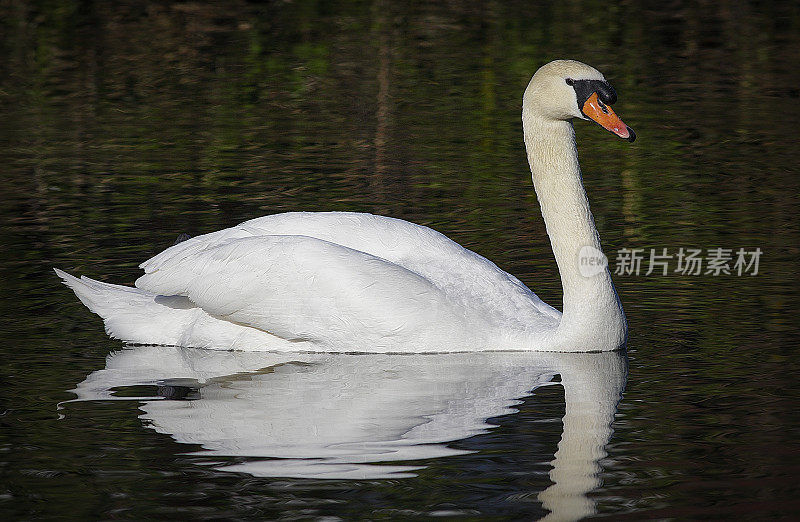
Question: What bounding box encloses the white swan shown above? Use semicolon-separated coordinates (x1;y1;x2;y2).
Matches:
56;59;635;353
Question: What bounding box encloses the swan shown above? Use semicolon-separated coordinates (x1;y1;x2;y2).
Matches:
55;59;635;353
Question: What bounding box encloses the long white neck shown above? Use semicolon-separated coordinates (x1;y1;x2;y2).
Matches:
522;112;626;351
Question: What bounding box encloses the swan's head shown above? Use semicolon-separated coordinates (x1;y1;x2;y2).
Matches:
523;60;635;142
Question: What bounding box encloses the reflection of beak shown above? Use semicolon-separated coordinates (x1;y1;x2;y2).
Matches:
581;93;636;142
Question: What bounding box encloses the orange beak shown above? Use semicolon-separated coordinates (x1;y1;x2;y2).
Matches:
581;92;635;142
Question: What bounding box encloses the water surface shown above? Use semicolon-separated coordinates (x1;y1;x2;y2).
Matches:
2;1;799;519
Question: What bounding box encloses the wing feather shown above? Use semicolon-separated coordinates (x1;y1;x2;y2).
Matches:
137;212;560;343
137;235;472;349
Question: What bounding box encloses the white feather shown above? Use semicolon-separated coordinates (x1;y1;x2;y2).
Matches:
56;60;630;353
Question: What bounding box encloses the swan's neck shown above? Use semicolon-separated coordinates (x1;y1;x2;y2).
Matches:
523;114;626;350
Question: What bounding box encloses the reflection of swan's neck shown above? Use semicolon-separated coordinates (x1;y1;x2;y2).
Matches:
522;111;625;348
537;354;627;522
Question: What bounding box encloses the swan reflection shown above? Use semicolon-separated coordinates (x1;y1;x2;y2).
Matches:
69;348;626;518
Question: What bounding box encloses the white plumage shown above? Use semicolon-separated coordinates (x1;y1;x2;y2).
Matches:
56;60;633;353
57;212;559;352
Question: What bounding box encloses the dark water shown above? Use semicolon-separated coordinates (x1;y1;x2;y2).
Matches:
2;1;800;520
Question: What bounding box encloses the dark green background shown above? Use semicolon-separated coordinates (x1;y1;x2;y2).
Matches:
1;1;798;519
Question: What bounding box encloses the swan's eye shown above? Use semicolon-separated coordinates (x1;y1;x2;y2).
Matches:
565;78;574;86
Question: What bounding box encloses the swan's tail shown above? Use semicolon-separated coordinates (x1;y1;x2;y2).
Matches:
54;268;291;351
54;268;196;346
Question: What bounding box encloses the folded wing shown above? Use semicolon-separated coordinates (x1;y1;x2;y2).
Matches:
136;234;475;351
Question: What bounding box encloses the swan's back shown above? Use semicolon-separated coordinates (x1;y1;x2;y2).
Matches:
138;212;559;346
